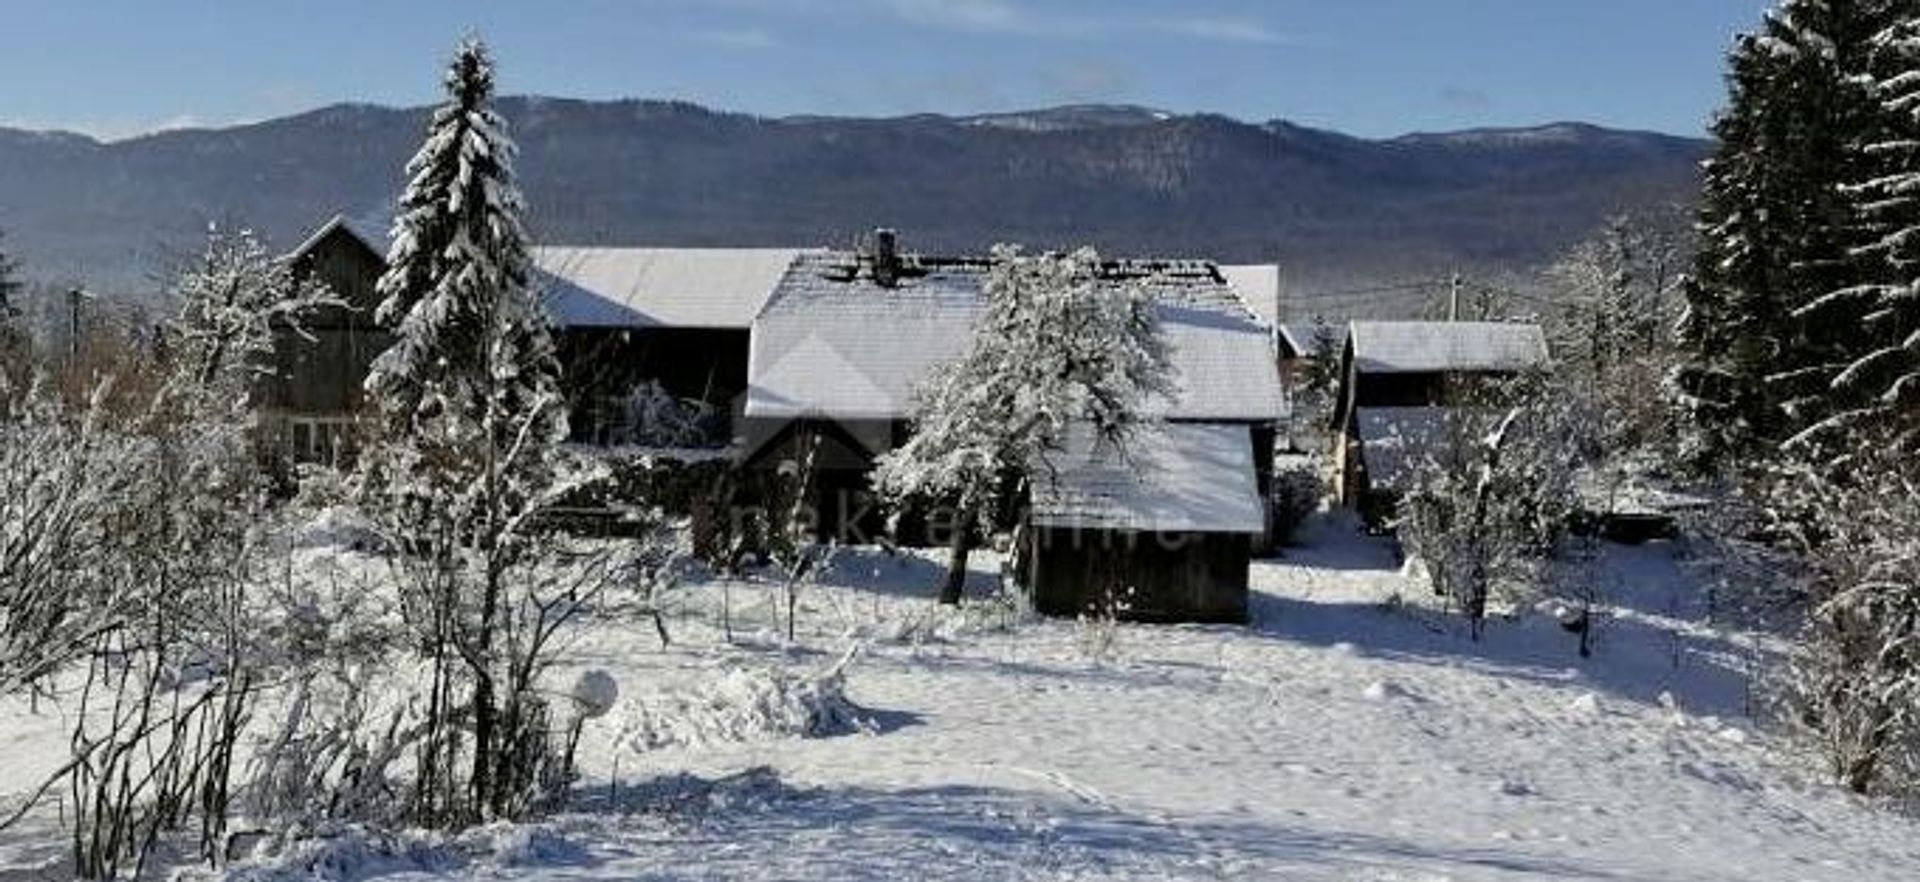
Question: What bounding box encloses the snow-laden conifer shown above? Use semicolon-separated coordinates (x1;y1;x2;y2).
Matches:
1676;0;1896;467
1793;17;1920;452
358;38;598;826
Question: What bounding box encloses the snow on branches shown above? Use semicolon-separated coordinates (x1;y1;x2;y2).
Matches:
872;245;1173;604
168;224;342;410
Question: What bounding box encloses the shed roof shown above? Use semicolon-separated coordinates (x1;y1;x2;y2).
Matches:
1029;423;1266;534
532;247;808;330
1348;321;1549;374
746;253;1287;422
1355;407;1451;493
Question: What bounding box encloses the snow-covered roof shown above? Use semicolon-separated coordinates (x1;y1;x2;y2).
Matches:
286;214;389;262
1355;407;1452;492
1219;264;1281;328
1029;423;1266;534
532;247;809;330
746;253;1287;422
1348;321;1549;374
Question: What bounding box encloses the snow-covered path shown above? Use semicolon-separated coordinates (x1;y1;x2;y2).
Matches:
7;519;1920;881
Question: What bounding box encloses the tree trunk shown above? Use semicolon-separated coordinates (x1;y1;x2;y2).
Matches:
940;525;973;606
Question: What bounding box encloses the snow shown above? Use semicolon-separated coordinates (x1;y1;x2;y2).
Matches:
532;247;809;330
1028;422;1267;534
1217;263;1281;327
7;519;1920;880
1355;406;1452;492
1349;321;1551;374
745;252;1286;423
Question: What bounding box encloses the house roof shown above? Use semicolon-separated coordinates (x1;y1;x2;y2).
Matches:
745;252;1287;422
1348;321;1549;374
1219;264;1282;328
1354;407;1452;493
286;214;388;262
532;247;808;330
1029;422;1266;534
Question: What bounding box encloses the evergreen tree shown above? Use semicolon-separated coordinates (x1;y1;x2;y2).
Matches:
1795;17;1920;451
360;37;574;825
1675;0;1898;468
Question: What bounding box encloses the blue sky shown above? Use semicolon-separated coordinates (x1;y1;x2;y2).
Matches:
0;1;1767;140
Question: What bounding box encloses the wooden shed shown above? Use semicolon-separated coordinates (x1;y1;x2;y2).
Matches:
1330;321;1550;518
1021;423;1267;624
262;215;391;465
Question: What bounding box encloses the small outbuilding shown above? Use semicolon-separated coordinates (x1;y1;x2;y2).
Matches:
1022;423;1268;624
1331;321;1551;518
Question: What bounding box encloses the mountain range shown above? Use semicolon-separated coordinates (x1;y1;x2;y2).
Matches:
0;98;1707;300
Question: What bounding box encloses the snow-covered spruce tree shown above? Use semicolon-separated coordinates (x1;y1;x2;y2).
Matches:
1676;0;1900;469
1792;17;1920;453
1396;374;1580;640
358;38;602;826
872;246;1174;605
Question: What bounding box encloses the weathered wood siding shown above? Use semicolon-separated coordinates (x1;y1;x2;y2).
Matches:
261;226;390;465
1025;527;1251;624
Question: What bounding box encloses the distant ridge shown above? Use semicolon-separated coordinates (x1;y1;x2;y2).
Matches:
0;96;1707;300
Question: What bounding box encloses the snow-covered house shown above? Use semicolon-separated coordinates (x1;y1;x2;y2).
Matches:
264;215;393;465
743;244;1288;620
1332;320;1550;518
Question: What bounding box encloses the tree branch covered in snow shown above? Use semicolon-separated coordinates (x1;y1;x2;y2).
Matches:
1396;374;1580;639
872;246;1173;605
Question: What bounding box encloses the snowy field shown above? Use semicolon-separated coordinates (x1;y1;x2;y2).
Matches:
5;515;1920;881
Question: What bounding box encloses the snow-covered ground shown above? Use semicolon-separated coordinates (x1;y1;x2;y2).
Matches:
5;514;1920;881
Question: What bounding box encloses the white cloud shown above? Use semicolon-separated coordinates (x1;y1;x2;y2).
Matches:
683;27;780;49
1157;16;1286;45
877;0;1028;32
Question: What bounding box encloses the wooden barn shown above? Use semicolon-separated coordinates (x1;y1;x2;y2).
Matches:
262;215;392;466
1331;321;1550;519
1022;423;1267;624
265;215;809;461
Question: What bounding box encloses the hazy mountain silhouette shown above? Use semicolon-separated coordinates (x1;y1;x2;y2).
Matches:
0;97;1706;296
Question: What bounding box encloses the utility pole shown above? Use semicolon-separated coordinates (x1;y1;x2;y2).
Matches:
68;287;84;363
1448;272;1462;322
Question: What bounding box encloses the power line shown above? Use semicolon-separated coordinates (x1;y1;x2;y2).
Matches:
1283;278;1450;301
